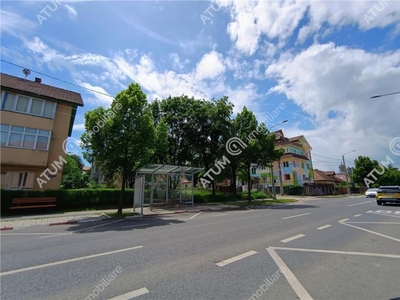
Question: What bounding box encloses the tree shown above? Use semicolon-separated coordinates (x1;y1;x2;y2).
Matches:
352;156;379;186
81;83;156;213
233;107;262;202
377;165;400;186
61;154;90;189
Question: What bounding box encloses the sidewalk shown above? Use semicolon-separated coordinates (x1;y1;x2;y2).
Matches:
1;195;361;230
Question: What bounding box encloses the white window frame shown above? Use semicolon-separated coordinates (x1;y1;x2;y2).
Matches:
1;91;57;119
1;123;51;151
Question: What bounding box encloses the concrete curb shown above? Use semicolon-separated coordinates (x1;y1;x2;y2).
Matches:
0;227;13;231
49;220;78;226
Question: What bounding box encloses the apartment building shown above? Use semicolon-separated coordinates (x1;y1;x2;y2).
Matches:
1;72;84;190
254;130;314;187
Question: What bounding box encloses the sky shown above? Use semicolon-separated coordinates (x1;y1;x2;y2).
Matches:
1;0;400;172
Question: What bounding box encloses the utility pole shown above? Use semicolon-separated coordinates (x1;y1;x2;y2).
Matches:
342;150;356;195
270;164;276;199
279;159;284;195
342;155;350;195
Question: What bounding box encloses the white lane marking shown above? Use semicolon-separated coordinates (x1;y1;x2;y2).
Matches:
316;225;331;230
270;246;400;259
281;234;305;243
267;248;314;300
39;233;73;239
345;222;400;224
339;221;400;243
108;287;149;299
121;224;149;228
245;207;255;211
347;201;371;207
1;233;71;236
366;212;400;219
40;219;125;238
216;250;258;267
282;213;311;220
338;218;349;222
353;214;362;217
189;212;202;219
0;246;143;277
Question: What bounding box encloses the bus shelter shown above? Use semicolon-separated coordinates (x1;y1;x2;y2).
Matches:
134;164;203;215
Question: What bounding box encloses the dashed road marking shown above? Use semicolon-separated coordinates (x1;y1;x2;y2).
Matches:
347;201;371;207
353;214;362;217
281;234;305;243
316;225;331;230
338;218;349;222
216;250;258;267
108;287;149;299
282;213;310;220
339;221;400;243
189;212;202;219
0;246;143;277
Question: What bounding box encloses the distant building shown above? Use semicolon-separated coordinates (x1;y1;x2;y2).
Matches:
254;130;314;187
1;72;84;190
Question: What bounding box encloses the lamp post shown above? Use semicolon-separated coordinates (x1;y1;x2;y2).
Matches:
266;120;289;198
370;91;400;99
342;150;356;195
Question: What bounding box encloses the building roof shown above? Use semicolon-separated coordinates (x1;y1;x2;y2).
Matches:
323;171;336;176
313;169;336;182
289;135;303;142
1;73;84;106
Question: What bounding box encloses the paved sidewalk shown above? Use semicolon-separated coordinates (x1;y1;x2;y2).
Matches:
2;195;360;230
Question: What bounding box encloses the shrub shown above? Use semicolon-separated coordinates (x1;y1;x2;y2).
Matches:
251;191;268;199
284;185;304;195
1;189;134;214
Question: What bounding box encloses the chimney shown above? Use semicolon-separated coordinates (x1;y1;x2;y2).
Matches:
35;77;42;83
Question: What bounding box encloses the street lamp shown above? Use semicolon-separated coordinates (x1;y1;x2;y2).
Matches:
342;150;356;195
370;91;400;99
268;119;288;132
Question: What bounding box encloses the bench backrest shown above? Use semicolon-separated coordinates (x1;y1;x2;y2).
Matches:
12;197;57;204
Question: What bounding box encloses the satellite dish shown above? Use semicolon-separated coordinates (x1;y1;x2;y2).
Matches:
23;68;31;79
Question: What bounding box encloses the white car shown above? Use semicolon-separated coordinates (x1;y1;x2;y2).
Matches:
365;188;378;198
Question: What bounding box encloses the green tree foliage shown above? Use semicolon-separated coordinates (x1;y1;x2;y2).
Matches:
377;165;400;186
352;156;379;185
81;83;156;213
61;154;90;189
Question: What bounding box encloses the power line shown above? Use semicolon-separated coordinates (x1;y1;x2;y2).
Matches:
0;59;115;100
312;153;342;161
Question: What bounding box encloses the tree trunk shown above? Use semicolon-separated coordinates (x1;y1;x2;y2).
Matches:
247;164;251;202
271;164;276;199
211;180;216;195
231;166;237;195
118;170;127;214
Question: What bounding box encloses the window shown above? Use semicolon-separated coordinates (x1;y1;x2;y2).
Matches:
7;172;35;190
30;99;44;115
15;96;30;113
1;92;56;119
1;124;51;150
293;161;297;167
303;174;306;180
284;174;290;180
283;161;289;168
302;162;304;168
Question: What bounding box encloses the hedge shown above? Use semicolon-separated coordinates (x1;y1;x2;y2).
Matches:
284;185;304;195
1;189;270;214
1;189;134;214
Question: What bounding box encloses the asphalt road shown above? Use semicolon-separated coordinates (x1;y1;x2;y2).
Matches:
1;196;400;300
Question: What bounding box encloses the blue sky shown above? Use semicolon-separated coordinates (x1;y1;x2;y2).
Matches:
1;0;400;171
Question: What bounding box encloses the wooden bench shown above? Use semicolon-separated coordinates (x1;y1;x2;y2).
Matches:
10;197;57;210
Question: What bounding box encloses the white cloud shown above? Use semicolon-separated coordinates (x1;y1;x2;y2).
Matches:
64;4;78;19
0;10;37;37
265;42;400;168
73;123;85;131
219;0;400;54
195;51;225;80
78;82;114;105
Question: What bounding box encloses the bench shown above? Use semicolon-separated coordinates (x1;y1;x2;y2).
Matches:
10;197;57;210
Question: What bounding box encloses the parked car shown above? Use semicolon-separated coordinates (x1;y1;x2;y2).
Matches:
365;188;378;198
376;186;400;205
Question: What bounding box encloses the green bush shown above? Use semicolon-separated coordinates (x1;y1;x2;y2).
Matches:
284;185;304;195
1;189;134;214
251;191;268;199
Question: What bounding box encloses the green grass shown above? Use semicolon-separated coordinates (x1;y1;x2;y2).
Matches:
225;199;297;207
